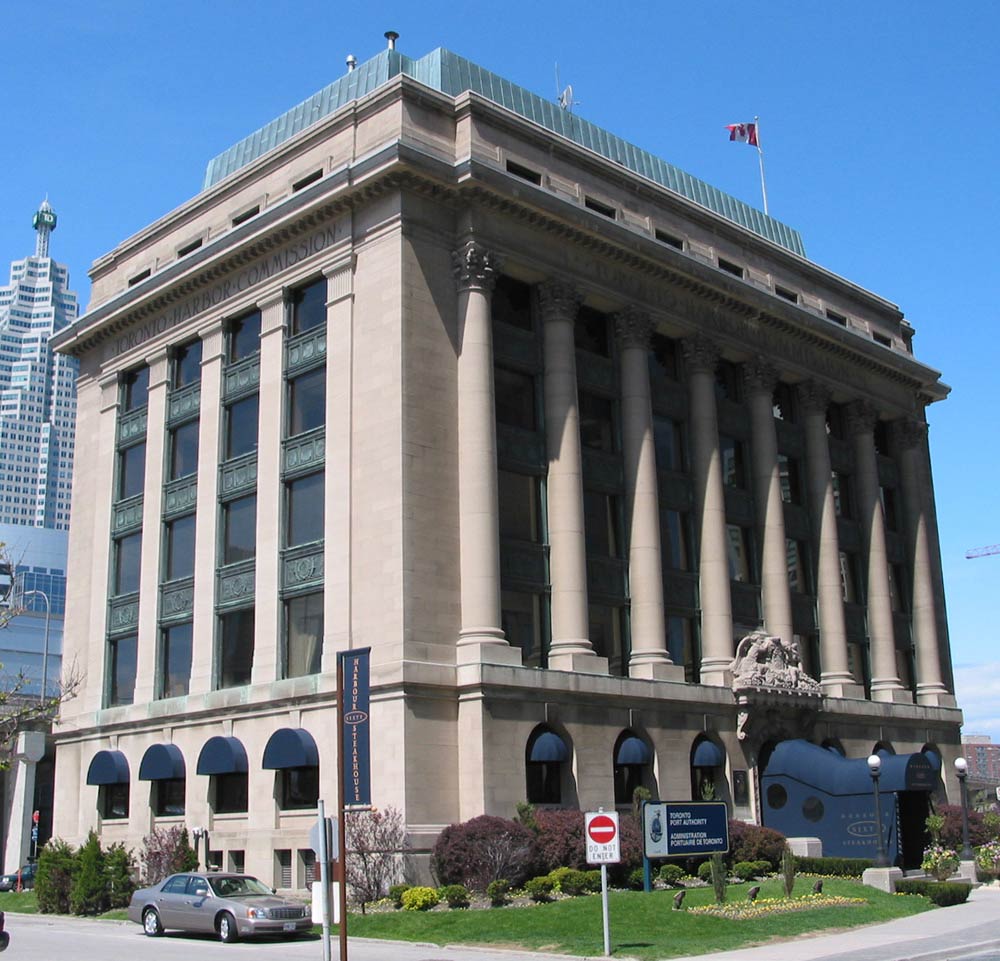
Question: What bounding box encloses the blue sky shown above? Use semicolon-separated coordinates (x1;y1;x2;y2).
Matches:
3;2;998;735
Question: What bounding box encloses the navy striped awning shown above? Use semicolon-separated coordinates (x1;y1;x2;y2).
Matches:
138;744;186;781
529;731;569;763
196;736;248;776
615;736;651;766
692;740;725;768
86;750;130;785
262;728;319;770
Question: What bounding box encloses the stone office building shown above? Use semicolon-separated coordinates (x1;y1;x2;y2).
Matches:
51;40;962;886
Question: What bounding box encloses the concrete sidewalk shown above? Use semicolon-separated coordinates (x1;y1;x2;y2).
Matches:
667;884;1000;961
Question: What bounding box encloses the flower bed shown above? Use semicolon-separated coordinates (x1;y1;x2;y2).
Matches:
687;893;866;920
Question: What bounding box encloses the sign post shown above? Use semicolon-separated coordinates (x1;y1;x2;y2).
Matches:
585;810;620;957
314;800;333;961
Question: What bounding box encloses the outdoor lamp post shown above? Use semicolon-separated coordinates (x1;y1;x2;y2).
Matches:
191;826;205;869
867;754;890;867
954;757;974;860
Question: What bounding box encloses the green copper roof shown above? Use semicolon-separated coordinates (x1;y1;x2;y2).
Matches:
203;48;806;257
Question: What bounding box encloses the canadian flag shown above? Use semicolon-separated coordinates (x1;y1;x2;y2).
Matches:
726;122;758;146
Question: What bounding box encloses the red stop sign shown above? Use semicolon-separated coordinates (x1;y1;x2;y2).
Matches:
587;814;617;844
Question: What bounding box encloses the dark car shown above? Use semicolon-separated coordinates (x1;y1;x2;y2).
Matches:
0;864;36;892
127;872;311;943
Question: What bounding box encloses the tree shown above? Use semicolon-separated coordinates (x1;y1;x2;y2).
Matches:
139;827;199;885
0;545;82;769
344;806;410;914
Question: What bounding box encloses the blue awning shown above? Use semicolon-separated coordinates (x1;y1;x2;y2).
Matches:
923;748;942;772
86;750;130;786
529;731;569;763
262;728;319;770
196;736;248;776
138;744;186;781
616;736;651;766
692;740;725;768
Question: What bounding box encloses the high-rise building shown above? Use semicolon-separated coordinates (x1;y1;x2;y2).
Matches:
51;41;962;886
0;201;79;530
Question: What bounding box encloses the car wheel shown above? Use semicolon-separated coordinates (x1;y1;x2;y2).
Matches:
218;912;239;944
142;908;163;937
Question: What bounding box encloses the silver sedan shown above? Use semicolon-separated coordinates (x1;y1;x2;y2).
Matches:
127;872;312;943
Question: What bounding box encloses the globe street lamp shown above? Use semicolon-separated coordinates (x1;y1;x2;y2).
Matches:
954;757;974;860
867;754;890;867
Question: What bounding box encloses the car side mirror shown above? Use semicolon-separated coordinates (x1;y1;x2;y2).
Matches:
272;887;277;894
194;887;208;898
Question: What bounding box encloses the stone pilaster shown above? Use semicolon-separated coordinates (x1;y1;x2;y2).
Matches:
615;308;683;681
798;382;862;698
453;242;520;666
894;418;954;706
847;400;909;702
539;281;606;674
682;336;733;685
743;358;793;644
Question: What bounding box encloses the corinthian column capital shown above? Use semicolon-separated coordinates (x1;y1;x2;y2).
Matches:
742;356;779;396
796;380;832;416
845;399;880;437
613;306;654;350
452;241;500;292
892;417;927;452
681;335;720;375
537;280;582;324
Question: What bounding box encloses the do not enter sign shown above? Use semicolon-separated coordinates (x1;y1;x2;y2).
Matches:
585;811;621;864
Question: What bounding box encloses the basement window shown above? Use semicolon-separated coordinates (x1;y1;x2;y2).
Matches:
826;309;848;326
775;285;798;303
654;229;684;250
127;269;151;288
873;332;892;347
292;169;323;192
177;238;203;258
506;160;542;185
232;205;260;227
718;258;744;278
584;196;617;219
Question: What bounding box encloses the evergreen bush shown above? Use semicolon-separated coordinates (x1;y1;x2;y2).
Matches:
388;883;411;908
70;831;107;915
524;876;554;902
781;847;796;897
658;864;686;886
438;884;471;908
895;879;971;906
486;878;510;906
731;861;758;881
401;886;440;911
103;842;136;909
793;855;873;877
35;839;76;914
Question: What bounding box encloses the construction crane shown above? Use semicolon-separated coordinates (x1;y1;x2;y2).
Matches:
966;545;1000;559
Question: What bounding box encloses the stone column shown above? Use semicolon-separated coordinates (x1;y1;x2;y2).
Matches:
847;400;909;702
798;382;861;698
2;731;44;872
894;418;955;706
743;358;793;644
539;281;607;674
615;307;683;681
682;336;733;685
453;241;520;667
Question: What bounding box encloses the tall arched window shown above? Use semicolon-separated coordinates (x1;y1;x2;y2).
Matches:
526;726;569;805
690;736;725;801
613;731;651;805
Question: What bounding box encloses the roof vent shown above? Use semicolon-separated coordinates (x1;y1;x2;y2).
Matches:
346;54;357;72
384;30;399;50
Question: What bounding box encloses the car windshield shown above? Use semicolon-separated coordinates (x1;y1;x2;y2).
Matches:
208;876;273;898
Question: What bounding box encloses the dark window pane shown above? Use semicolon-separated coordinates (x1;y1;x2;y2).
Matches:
225;395;259;459
650;333;679;381
285;592;323;678
115;533;142;595
118;443;146;499
169;421;199;480
228;310;261;362
154;778;186;817
109;634;137;706
174;340;202;388
287;472;324;547
494;367;536;430
773;383;796;422
291;279;326;335
575;306;610;356
720;436;745;489
498;471;540;542
667;615;698;682
881;486;898;531
787;539;810;593
501;591;544;669
579;392;615;451
726;524;753;582
832;471;853;518
218;608;255;688
584;490;620;557
222;495;256;564
280;767;319;810
589;604;627;676
526;761;561;804
166;514;196;581
492;276;532;330
288;366;326;436
661;510;689;570
779;455;801;505
160;623;193;698
840;551;860;603
101;783;129;819
214;773;248;814
653;417;682;472
714;361;741;403
614;762;644;805
122;366;149;411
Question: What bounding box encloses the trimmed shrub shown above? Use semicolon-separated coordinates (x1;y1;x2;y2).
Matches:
548;867;592;896
895;879;971;906
70;831;107;915
627;867;645;890
486;878;510;906
401;886;440;911
727;820;787;869
533;809;587;873
524;876;554;902
438;884;470;908
658;864;686;886
731;861;758;881
388;883;411;908
697;861;714;882
751;859;772;877
104;843;136;909
583;869;602;892
35;839;77;914
793;855;873;877
431;815;537;891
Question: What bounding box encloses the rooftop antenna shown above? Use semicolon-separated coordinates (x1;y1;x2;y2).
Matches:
554;63;580;113
385;30;399;50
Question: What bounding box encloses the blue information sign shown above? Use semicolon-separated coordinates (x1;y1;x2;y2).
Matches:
339;648;372;806
643;801;729;859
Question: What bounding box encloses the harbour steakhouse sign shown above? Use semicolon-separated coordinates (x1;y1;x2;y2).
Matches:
108;219;347;358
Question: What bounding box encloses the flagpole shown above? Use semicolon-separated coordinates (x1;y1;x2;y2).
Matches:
754;115;769;216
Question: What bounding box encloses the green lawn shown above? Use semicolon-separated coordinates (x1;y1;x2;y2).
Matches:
347;878;934;959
